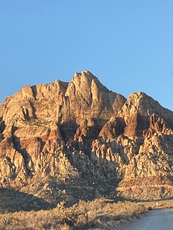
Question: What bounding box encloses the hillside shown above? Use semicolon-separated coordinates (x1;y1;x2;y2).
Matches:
1;70;173;208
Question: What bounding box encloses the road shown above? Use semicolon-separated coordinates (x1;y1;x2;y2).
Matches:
123;209;173;230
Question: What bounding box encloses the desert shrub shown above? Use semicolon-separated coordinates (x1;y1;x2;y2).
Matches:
0;197;151;229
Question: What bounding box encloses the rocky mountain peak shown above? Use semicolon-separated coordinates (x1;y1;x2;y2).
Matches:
66;70;109;101
1;71;173;204
119;92;159;116
119;91;172;117
114;91;173;138
64;71;126;125
73;70;97;82
71;70;108;91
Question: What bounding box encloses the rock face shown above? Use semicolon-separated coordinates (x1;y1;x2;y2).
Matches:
1;70;173;204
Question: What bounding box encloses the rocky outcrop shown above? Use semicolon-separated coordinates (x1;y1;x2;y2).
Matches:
0;71;173;204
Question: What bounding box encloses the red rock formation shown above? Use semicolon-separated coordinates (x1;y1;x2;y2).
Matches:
0;71;173;203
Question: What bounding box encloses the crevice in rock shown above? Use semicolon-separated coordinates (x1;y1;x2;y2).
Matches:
31;85;37;99
11;127;33;178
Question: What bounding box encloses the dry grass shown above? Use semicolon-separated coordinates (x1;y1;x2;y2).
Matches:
1;195;173;230
139;198;173;210
0;197;147;230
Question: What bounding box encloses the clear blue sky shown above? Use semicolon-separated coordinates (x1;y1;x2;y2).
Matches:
0;0;173;110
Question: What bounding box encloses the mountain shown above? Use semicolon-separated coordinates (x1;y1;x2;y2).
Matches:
0;70;173;207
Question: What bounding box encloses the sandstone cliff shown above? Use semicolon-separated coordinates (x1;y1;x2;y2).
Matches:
1;70;173;205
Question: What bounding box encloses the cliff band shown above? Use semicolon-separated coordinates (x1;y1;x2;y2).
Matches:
1;70;173;204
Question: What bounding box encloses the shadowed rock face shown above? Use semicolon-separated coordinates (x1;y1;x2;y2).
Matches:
0;71;173;204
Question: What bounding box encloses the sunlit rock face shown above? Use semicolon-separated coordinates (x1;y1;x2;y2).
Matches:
1;70;173;203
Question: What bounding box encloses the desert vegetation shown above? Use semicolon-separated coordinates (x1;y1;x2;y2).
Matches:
1;193;173;230
0;196;155;230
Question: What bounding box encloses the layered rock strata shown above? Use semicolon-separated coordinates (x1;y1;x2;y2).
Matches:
0;70;173;203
